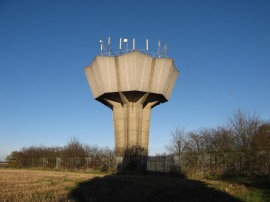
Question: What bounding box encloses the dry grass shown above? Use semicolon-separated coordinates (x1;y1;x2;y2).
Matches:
1;169;269;201
201;178;270;202
0;169;100;201
0;162;7;168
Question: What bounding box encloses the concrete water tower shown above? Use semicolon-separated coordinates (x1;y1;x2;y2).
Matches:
85;38;178;155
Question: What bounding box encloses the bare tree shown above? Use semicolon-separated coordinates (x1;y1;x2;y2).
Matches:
252;122;270;176
165;127;188;173
226;109;261;175
165;127;188;157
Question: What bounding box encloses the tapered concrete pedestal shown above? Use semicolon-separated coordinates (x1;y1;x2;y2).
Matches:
85;51;178;155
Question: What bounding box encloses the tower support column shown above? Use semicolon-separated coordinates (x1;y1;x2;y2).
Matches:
105;92;157;155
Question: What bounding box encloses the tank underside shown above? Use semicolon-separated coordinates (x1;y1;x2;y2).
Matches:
96;91;167;110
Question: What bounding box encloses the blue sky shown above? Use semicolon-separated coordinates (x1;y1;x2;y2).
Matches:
1;0;270;161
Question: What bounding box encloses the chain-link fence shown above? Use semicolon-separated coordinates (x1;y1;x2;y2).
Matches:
8;155;180;173
12;156;116;172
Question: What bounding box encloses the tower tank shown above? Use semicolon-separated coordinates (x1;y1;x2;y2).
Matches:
85;38;179;155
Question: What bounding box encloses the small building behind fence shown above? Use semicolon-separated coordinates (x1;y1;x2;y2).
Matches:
147;155;179;172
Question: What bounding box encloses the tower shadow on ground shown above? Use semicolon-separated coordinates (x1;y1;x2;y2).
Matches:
68;172;243;202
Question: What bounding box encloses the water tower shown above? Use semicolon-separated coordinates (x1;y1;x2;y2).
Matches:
85;38;179;155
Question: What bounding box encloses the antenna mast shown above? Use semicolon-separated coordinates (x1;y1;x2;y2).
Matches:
158;40;161;58
164;44;167;57
108;37;111;56
132;38;135;51
119;38;122;53
99;40;104;55
123;38;128;53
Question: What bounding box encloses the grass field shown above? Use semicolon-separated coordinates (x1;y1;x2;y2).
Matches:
0;169;269;201
0;169;99;201
201;177;270;202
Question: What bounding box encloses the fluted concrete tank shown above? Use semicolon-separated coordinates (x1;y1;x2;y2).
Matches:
85;51;178;155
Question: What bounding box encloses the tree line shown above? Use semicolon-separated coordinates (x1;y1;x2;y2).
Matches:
6;137;116;171
165;109;270;178
5;109;270;177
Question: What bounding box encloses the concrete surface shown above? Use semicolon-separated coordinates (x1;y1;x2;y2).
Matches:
85;51;178;155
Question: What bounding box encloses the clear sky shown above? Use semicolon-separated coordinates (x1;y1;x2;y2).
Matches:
1;0;270;161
